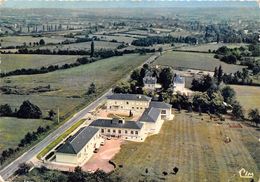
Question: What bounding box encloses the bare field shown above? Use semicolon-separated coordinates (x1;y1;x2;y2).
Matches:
111;113;260;182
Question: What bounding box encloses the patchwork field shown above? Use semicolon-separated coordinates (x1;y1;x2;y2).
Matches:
111;113;260;182
0;54;150;117
0;117;52;153
153;51;246;73
0;54;80;72
231;85;260;112
177;43;248;52
34;41;121;51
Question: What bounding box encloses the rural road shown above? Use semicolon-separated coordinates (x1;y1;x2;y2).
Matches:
0;53;159;181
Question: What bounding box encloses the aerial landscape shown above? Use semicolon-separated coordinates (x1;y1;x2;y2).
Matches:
0;0;259;182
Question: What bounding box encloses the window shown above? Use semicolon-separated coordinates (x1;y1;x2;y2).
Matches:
137;107;139;109
140;107;143;109
131;131;134;134
101;129;104;133
135;131;138;135
121;106;123;109
161;110;167;114
113;130;116;133
126;102;129;105
118;130;121;134
107;129;110;133
125;130;128;134
115;101;117;104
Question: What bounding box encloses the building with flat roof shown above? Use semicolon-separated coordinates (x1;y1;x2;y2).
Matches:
55;127;103;165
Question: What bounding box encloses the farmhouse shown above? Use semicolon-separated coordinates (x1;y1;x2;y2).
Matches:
90;118;146;141
143;71;161;90
55;127;103;165
107;94;151;113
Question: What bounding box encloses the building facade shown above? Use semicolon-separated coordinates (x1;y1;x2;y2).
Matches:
55;127;103;165
90;118;146;142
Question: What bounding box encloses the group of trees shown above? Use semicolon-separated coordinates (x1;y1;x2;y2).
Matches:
0;100;42;119
15;166;118;182
0;125;50;165
131;35;198;47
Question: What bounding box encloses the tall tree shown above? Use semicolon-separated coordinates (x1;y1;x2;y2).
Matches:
159;67;173;90
221;86;236;104
232;101;244;120
90;40;95;57
17;100;42;119
217;65;223;84
248;108;260;127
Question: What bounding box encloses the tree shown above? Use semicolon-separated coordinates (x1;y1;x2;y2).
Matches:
130;69;141;85
248;108;260;127
87;83;96;95
221;86;236;104
15;163;30;175
192;92;210;112
217;65;223;84
68;166;86;182
39;39;45;46
90;41;94;57
113;81;131;94
213;67;218;78
0;104;13;116
232;101;244;120
48;109;56;120
159;67;173;89
17;100;42;119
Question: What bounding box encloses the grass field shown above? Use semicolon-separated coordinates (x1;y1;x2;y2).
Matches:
177;43;248;52
0;117;52;153
0;54;80;72
0;54;150;118
0;35;74;47
34;41;121;51
111;113;259;182
153;51;246;73
231;85;260;112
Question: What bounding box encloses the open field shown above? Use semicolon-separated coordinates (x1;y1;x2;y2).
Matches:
0;117;52;153
0;54;150;117
153;51;246;73
111;113;260;182
0;36;74;48
177;43;248;52
231;85;260;112
0;54;80;72
34;41;121;51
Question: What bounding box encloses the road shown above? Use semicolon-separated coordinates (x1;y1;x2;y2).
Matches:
0;53;159;181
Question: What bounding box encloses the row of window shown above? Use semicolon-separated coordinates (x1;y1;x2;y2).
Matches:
113;101;148;106
101;128;138;135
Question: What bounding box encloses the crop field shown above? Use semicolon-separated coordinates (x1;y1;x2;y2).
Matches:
111;113;260;182
0;117;52;153
177;43;248;52
0;36;74;47
0;54;150;117
34;41;121;51
231;85;260;112
0;54;80;72
153;51;246;73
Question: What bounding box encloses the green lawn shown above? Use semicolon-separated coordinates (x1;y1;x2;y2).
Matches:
230;85;260;112
0;54;81;72
0;117;52;153
111;113;259;182
153;51;246;73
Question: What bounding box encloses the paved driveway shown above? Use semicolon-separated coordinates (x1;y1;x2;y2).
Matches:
82;139;123;173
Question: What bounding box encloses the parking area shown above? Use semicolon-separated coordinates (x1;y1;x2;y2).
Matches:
81;138;124;173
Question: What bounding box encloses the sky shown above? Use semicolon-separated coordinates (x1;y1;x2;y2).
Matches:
0;0;259;8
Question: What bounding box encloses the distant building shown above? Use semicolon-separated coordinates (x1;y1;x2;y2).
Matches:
90;118;146;142
55;127;103;165
143;71;161;91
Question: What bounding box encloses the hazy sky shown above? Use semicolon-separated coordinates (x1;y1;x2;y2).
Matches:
0;0;259;8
